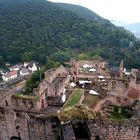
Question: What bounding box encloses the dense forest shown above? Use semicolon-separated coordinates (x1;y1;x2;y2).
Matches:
0;0;140;68
56;2;111;24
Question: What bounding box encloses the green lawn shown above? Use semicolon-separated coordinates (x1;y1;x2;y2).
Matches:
108;106;132;120
63;88;84;109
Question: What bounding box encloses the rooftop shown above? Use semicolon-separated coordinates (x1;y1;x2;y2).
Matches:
4;71;17;78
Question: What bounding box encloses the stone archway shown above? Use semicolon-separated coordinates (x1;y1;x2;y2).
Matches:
95;135;101;140
72;122;90;140
10;136;21;140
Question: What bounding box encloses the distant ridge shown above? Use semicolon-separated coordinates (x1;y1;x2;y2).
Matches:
111;20;140;38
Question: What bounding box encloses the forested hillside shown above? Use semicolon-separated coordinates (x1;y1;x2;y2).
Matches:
56;3;111;25
0;0;139;67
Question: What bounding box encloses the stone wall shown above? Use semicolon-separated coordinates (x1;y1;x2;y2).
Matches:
88;119;140;140
70;60;109;81
43;65;70;96
62;119;140;140
0;106;140;140
61;123;76;140
45;65;68;83
0;109;60;140
0;90;14;108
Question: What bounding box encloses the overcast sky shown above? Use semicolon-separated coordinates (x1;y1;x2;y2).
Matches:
49;0;140;24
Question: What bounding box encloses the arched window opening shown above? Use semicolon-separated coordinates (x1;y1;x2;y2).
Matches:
41;99;45;109
5;100;9;106
95;135;101;140
1;110;4;115
28;102;33;109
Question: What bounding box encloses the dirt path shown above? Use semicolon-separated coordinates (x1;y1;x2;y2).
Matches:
93;98;107;112
11;80;26;91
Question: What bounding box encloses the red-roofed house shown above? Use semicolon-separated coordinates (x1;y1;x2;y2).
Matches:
2;71;17;81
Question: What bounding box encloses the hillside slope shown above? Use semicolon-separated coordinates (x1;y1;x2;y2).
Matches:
0;0;138;67
56;3;109;23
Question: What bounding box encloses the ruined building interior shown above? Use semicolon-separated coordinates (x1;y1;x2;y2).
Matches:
0;60;140;140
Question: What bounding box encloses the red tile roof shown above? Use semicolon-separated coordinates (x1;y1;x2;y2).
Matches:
5;71;17;78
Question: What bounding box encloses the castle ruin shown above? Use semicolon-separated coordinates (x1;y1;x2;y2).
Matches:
0;61;140;140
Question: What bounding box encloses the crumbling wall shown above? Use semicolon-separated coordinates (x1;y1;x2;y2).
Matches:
45;65;68;83
88;119;140;140
0;109;9;139
12;96;37;111
28;117;58;140
62;119;140;140
0;109;59;140
106;95;133;106
14;112;30;140
0;90;14;108
0;108;29;140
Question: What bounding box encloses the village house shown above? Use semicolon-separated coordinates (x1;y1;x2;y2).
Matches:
28;62;38;73
23;62;29;67
0;61;39;82
9;64;20;71
2;71;17;81
24;61;38;73
20;67;30;76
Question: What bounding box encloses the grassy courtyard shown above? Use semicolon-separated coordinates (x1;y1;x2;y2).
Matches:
62;88;84;110
108;105;132;120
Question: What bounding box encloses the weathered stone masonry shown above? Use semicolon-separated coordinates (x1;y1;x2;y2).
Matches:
62;119;140;140
0;62;140;140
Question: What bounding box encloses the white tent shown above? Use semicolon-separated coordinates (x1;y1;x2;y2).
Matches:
79;80;91;84
89;68;96;72
69;82;76;87
83;64;89;68
89;90;99;95
124;71;130;75
61;94;66;103
98;76;104;79
79;81;86;84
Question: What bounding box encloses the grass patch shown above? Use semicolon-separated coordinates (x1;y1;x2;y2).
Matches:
13;94;39;100
58;107;96;121
108;106;132;120
62;88;84;109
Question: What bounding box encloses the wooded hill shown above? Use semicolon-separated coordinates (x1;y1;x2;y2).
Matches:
0;0;139;67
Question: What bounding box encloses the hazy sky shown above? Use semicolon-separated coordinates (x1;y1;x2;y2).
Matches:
50;0;140;24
